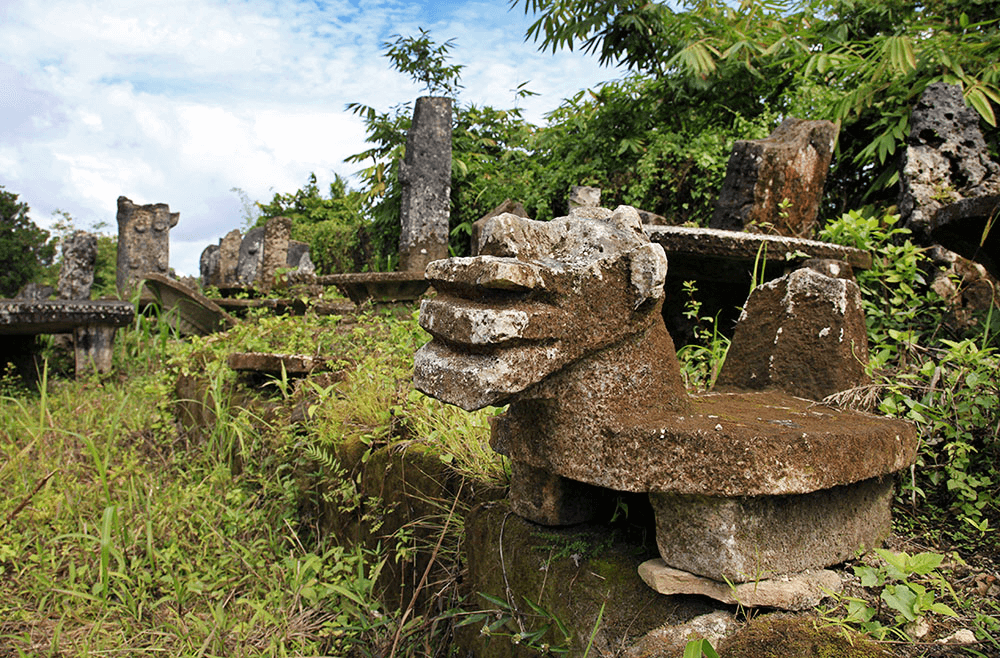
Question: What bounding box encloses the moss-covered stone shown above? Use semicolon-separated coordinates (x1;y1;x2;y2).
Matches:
460;500;717;658
717;614;890;658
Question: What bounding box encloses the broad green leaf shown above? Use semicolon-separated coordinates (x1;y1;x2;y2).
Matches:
966;87;997;127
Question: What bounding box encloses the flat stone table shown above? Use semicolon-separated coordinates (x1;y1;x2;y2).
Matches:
0;299;135;375
643;224;870;343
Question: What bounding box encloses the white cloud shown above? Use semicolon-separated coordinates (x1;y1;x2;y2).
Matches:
0;0;617;276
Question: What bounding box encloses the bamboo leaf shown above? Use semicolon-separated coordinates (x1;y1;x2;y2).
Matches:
966;87;997;127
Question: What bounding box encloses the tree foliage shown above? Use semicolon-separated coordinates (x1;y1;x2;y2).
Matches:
514;0;1000;216
0;185;55;297
256;173;369;274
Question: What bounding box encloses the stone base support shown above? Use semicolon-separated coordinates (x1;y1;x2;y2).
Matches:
649;476;893;583
638;559;842;610
73;324;117;375
509;461;613;526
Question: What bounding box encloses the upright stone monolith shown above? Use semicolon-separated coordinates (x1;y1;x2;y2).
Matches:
200;244;220;288
116;196;179;297
398;96;452;272
711;118;837;238
236;227;265;285
57;231;98;300
259;216;292;291
217;229;242;287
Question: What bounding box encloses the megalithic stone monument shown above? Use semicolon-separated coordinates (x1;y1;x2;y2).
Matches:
414;205;918;606
711;118;837;238
398;96;452;272
57;230;98;300
116;196;179;298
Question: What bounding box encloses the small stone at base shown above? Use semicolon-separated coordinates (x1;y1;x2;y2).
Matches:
638;559;842;611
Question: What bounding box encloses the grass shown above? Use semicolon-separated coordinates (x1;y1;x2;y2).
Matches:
2;248;998;656
0;304;503;657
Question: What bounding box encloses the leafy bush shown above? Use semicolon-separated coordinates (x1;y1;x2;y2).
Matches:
256;173;369;274
820;209;999;547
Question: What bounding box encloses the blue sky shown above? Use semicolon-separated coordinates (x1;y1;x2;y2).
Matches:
0;0;619;276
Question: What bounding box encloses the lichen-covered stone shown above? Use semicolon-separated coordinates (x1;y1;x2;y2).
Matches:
399;96;452;272
716;267;869;400
259;216;291;291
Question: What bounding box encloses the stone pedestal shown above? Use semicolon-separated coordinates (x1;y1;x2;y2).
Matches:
399;96;452;273
412;205;918;607
649;477;894;582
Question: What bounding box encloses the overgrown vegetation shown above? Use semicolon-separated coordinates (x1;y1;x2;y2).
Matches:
0;307;504;656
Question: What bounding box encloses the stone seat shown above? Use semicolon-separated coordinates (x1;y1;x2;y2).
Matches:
495;389;916;498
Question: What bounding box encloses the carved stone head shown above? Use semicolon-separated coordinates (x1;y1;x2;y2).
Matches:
414;205;669;410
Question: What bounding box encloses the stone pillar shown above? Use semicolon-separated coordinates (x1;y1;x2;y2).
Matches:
115;196;179;298
73;324;117;374
217;229;242;287
236;226;265;285
398;96;452;272
57;231;98;300
710;118;837;238
259;216;291;291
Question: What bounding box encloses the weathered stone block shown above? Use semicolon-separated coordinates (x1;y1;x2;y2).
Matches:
710;118;837;237
218;229;242;287
900;83;1000;244
399;96;452;272
568;185;600;209
236;227;264;285
116;196;178;298
649;476;894;583
200;244;220;289
57;231;97;300
716;267;869;400
259;216;291;291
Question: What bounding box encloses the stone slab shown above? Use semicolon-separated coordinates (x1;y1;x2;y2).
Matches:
649;476;894;582
638;559;842;610
643;224;871;271
141;273;236;336
213;297;355;316
316;272;429;304
0;299;134;335
227;351;327;376
495;389;917;497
